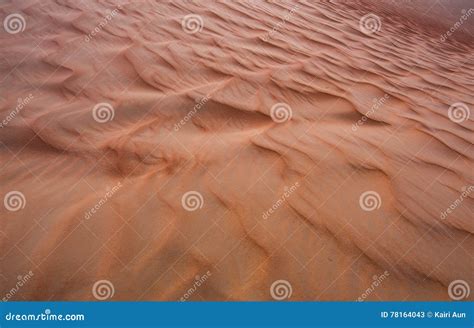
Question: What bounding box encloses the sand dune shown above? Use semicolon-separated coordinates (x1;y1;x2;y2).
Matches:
0;0;473;301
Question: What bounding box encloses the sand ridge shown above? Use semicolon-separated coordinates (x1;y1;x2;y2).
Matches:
0;0;473;301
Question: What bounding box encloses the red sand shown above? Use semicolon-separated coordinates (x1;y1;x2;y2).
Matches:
0;0;472;301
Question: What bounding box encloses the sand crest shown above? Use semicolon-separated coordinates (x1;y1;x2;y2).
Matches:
0;0;473;301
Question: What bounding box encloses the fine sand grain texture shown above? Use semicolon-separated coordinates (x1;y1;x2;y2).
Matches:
0;0;473;301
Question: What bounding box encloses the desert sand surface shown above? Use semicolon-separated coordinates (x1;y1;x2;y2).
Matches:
0;0;473;301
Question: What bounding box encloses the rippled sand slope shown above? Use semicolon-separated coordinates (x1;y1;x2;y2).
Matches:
0;0;473;301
